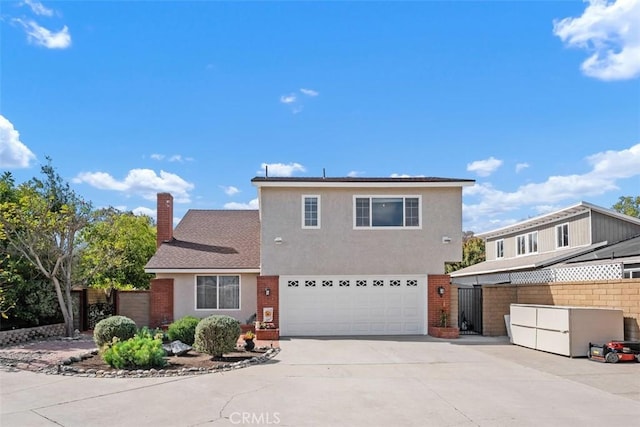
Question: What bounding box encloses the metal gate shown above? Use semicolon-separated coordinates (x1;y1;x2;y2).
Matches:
458;287;483;335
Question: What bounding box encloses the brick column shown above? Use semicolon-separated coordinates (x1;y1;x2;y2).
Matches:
156;193;173;248
428;274;459;338
256;275;279;340
150;278;174;328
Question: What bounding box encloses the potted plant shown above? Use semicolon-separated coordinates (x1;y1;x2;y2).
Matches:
243;330;255;351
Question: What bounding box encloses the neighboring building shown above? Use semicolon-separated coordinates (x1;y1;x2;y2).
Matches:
145;176;474;336
450;201;640;286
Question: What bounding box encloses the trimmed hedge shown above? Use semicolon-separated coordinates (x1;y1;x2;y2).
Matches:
167;316;200;346
193;315;241;357
93;315;137;348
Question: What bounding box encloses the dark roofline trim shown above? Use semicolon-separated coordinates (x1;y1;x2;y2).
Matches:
252;176;475;188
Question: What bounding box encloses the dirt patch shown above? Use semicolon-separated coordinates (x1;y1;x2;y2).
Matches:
71;348;269;372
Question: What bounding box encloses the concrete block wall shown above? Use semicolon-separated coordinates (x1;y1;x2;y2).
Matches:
482;279;640;340
0;323;66;347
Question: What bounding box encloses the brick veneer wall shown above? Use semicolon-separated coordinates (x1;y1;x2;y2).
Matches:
0;323;66;347
257;276;279;326
482;279;640;340
256;276;279;340
117;291;151;328
150;278;174;328
427;275;458;337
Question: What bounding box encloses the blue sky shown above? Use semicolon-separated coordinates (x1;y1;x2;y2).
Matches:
1;0;639;233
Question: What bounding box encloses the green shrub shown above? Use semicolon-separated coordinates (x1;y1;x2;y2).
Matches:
193;315;241;357
167;316;200;345
93;315;137;348
102;335;166;369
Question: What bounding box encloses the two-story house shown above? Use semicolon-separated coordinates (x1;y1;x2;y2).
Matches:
145;176;474;337
450;201;640;286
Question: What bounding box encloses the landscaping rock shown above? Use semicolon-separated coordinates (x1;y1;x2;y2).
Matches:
170;340;192;356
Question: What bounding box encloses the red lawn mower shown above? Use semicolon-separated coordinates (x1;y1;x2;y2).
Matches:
588;341;640;363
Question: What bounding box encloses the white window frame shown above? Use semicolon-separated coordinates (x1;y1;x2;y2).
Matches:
624;267;640;279
516;231;538;256
302;195;321;229
353;195;422;229
556;223;569;249
195;275;241;311
496;239;504;259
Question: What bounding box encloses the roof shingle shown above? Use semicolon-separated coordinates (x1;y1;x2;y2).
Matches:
145;210;260;271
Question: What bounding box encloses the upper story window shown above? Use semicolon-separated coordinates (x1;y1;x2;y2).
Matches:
556;223;569;248
496;239;504;258
516;231;538;256
354;196;421;228
302;195;320;229
196;275;240;310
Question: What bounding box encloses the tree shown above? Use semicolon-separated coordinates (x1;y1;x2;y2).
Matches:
612;196;640;218
79;208;156;290
445;231;485;273
0;160;93;336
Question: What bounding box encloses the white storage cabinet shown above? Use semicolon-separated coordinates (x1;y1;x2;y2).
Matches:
510;304;624;357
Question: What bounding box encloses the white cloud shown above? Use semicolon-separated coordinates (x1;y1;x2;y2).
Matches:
466;157;503;177
390;173;425;178
14;19;71;49
22;0;54;17
280;94;296;104
132;206;155;218
220;185;240;196
515;162;530;173
224;198;259;210
150;153;193;163
259;162;306;177
347;170;363;177
300;88;319;97
463;143;640;232
0;115;36;168
553;0;640;80
73;169;195;203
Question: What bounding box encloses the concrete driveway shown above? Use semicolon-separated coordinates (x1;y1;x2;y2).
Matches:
1;336;639;426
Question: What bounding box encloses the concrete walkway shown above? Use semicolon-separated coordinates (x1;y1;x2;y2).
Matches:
1;335;639;426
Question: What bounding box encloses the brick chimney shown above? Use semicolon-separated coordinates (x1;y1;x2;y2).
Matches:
156;193;174;248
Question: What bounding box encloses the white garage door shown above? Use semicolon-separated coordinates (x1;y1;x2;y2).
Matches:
279;275;427;336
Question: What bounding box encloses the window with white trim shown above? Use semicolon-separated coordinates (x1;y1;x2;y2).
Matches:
496;239;504;259
556;223;569;248
302;195;320;228
196;275;240;310
354;196;421;228
516;232;538;256
624;266;640;279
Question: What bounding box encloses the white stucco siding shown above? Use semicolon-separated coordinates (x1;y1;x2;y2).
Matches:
260;186;463;276
155;273;258;324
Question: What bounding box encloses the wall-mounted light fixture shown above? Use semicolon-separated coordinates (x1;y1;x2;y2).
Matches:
437;286;445;297
442;236;452;244
274;237;283;245
265;288;270;296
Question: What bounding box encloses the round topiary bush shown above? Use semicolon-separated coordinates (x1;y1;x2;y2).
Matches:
193;315;241;357
167;316;200;345
93;315;137;348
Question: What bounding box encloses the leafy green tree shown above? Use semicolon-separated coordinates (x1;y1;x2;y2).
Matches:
612;196;640;218
445;231;485;273
0;160;93;336
79;208;156;290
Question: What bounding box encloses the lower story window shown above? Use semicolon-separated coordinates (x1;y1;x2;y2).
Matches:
196;275;240;310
